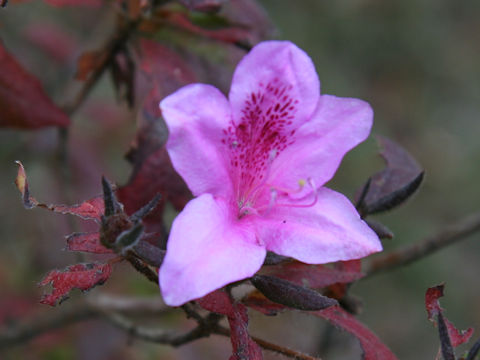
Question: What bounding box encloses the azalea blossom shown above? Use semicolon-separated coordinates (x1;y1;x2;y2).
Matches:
159;41;382;306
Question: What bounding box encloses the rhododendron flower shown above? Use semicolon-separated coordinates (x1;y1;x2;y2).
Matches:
159;41;382;306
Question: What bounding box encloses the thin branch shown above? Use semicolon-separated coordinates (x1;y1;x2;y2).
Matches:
101;311;212;346
124;251;159;284
0;305;96;350
86;294;168;315
213;325;322;360
365;211;480;276
62;16;141;116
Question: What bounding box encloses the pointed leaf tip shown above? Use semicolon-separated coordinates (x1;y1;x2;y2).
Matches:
102;176;121;217
14;161;37;209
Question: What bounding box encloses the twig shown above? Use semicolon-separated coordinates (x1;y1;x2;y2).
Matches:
0;305;96;350
124;251;159;284
213;325;322;360
0;294;170;351
365;211;480;276
62;15;141;116
86;294;167;315
101;311;212;346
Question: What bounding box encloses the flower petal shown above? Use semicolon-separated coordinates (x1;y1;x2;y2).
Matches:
229;41;320;128
160;84;233;198
269;95;373;196
159;194;266;306
255;187;381;264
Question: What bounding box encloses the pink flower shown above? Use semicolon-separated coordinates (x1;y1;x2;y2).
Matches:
159;41;382;306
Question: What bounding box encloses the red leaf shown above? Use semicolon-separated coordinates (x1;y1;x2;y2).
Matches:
243;294;396;359
0;42;70;129
15;161;104;221
198;291;263;359
49;197;105;221
39;263;112;306
425;284;474;347
263;260;364;289
314;306;398;360
425;284;444;318
66;232;113;254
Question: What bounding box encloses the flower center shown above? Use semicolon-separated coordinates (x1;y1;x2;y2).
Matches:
222;79;300;210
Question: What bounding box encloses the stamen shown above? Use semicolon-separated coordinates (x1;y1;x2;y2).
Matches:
274;178;318;208
254;178;319;213
265;178;306;195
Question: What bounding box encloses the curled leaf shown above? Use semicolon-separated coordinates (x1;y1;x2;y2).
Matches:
15;161;104;221
251;275;337;311
356;136;424;217
39;263;112;306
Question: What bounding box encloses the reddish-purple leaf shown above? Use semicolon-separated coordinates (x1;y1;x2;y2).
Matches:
356;136;423;216
426;284;474;347
15;161;104;221
66;232;112;254
263;260;364;289
243;292;396;359
314;306;398;360
39;263;112;306
198;291;263;359
0;42;70;129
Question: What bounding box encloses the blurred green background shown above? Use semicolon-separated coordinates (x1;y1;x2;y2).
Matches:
1;0;480;359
